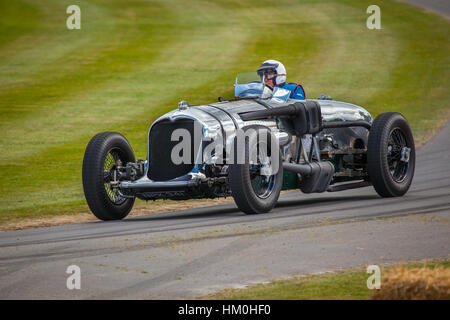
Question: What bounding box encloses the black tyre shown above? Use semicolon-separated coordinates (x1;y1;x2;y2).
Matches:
82;132;136;220
367;112;415;197
228;126;283;214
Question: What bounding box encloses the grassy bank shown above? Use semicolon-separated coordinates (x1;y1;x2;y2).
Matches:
0;0;449;225
201;259;450;299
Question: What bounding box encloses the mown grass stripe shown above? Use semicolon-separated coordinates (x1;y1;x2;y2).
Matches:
0;0;175;123
0;0;41;50
0;0;116;88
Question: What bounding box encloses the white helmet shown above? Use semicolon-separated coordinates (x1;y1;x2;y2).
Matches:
257;59;286;86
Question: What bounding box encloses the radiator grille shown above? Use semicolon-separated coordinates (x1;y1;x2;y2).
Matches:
148;118;197;181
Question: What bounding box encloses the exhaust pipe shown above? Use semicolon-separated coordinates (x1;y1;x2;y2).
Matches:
283;161;334;193
282;162;313;176
239;103;306;121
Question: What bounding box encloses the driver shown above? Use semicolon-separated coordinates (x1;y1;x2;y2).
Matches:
257;59;305;100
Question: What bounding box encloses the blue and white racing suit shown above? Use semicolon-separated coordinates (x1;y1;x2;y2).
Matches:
276;82;306;100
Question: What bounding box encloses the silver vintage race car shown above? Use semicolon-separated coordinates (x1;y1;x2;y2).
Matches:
82;72;415;220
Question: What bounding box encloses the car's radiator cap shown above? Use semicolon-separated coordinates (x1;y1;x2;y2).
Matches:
178;100;191;110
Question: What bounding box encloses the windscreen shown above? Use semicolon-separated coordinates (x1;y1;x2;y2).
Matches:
235;72;261;84
234;72;263;99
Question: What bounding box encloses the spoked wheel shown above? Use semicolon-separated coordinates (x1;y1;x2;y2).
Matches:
82;132;136;220
229;126;283;214
387;128;410;183
103;150;127;205
249;153;277;199
367;112;415;197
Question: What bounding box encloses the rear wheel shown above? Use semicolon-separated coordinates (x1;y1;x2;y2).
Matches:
228;126;283;214
82;132;136;220
367;112;415;197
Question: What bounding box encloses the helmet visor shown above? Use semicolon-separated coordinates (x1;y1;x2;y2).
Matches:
257;62;279;77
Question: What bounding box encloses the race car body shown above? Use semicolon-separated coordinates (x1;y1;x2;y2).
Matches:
82;72;415;220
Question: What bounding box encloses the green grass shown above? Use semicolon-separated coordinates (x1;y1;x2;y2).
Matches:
202;260;450;300
0;0;449;224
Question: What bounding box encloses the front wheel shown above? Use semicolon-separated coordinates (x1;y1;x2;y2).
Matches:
367;112;415;197
228;126;283;214
82;132;136;220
